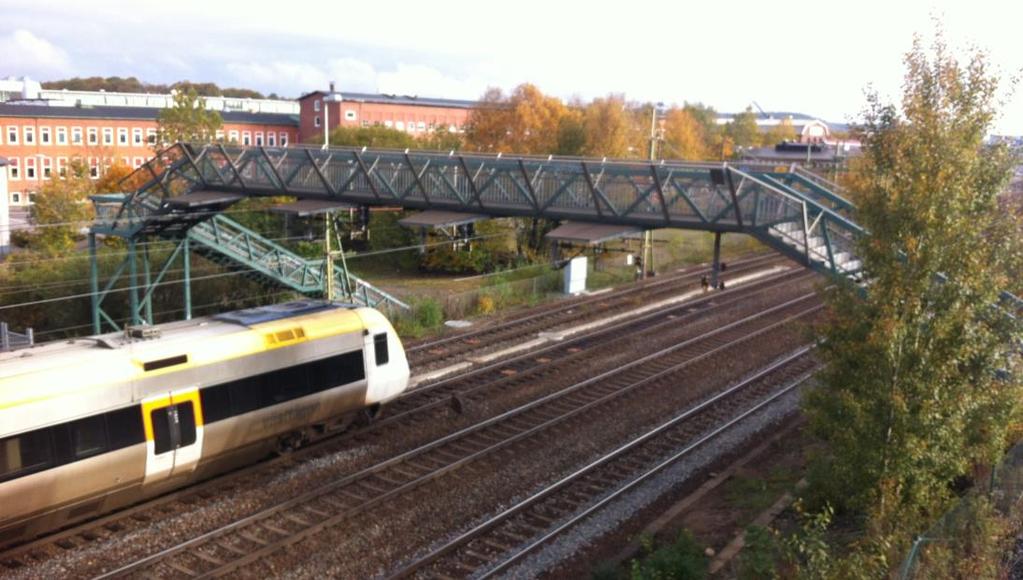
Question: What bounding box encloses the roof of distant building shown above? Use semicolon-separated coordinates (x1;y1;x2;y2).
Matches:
0;103;298;126
299;90;477;109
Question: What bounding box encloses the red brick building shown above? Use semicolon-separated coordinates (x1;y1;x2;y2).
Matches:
298;86;475;144
0;103;299;207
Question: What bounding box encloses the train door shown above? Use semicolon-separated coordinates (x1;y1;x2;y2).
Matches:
141;387;204;485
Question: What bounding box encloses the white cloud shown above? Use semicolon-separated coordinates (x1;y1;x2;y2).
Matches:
377;63;486;100
0;29;70;76
225;58;378;97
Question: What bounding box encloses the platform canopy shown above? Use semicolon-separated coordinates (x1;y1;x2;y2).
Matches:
164;191;244;209
545;221;644;245
398;210;489;229
270;199;356;216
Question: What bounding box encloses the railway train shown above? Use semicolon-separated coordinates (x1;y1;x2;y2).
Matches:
0;300;410;548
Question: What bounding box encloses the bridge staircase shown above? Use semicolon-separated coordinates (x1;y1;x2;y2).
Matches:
88;147;407;332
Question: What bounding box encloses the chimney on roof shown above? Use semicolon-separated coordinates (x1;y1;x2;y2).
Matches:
329;81;335;93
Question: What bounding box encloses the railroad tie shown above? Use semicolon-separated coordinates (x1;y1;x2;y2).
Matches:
238;530;268;545
261;522;291;536
282;513;311;527
191;550;224;566
166;561;198;576
216;541;248;556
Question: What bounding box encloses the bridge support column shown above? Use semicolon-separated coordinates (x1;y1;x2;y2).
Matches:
641;231;651;279
183;237;192;320
128;238;140;326
89;232;100;334
711;232;722;288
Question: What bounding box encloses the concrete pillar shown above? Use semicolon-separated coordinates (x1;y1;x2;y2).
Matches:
0;157;9;256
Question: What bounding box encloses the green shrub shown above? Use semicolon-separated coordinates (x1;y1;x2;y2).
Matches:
628;530;707;580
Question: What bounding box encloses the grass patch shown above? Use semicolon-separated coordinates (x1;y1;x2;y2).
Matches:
724;468;800;515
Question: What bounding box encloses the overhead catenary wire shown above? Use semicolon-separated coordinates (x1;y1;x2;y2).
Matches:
0;231;508;311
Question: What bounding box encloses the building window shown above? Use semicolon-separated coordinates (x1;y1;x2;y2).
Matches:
395;121;404;131
11;192;20;204
42;157;52;179
57;127;67;144
314;99;321;112
72;127;82;144
103;128;113;145
89;158;99;179
6;126;17;144
40;127;51;145
255;132;263;146
9;158;19;180
28;192;36;203
58;157;67;178
146;129;157;144
417;121;426;132
133;128;143;145
118;128;128;145
24;127;35;144
215;130;224;141
361;120;370;128
242;131;251;146
88;128;98;144
229;130;239;143
134;157;144;168
314;116;321;128
384;120;393;128
268;133;276;147
280;132;288;146
345;110;356;121
25;158;36;180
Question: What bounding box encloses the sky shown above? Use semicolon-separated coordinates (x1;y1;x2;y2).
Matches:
1;0;1021;134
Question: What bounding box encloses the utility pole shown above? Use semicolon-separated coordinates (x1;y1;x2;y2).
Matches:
643;102;662;279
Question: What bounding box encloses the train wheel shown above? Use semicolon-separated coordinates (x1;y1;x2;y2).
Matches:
275;431;305;455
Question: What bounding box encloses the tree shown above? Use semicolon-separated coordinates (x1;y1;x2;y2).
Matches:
29;160;95;254
764;118;797;145
156;87;223;146
803;31;1023;559
464;84;569;154
662;107;711;160
327;125;415;148
725;106;761;151
581;94;639;158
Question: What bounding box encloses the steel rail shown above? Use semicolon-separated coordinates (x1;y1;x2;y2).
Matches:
1;265;807;568
95;295;820;578
390;347;818;579
406;253;777;356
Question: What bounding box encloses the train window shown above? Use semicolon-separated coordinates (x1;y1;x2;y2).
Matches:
106;405;144;450
0;430;54;478
374;333;389;366
229;378;263;415
150;408;174;455
201;384;232;424
70;415;108;459
269;365;313;402
177;403;197;447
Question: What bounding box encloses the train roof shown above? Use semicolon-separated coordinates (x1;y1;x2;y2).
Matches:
0;301;368;392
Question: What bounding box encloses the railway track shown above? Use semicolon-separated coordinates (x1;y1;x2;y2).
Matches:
406;253;782;370
95;293;821;578
0;261;812;575
390;347;820;579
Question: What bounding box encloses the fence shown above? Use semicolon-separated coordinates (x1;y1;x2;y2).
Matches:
0;321;34;352
898;440;1023;578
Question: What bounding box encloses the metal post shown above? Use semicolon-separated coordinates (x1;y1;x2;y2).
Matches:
183;237;192;320
1;322;8;352
128;238;140;326
142;240;153;325
711;231;722;288
334;214;352;300
324;213;334;301
89;232;100;334
641;230;651;279
25;327;33;347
